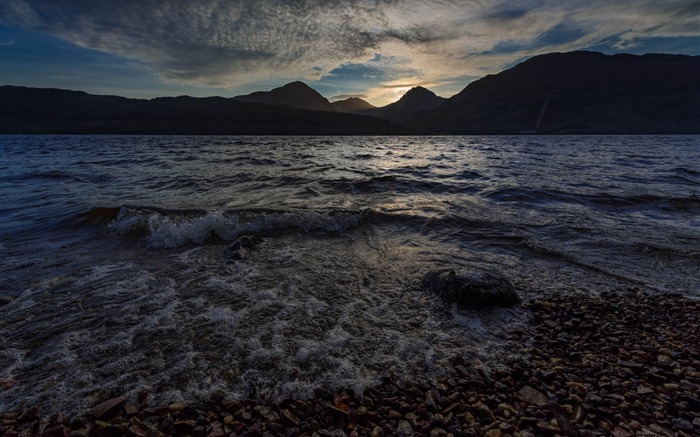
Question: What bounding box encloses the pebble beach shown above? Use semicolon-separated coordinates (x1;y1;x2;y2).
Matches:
3;289;698;437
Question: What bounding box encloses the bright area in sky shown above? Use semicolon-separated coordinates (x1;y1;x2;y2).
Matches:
1;0;698;106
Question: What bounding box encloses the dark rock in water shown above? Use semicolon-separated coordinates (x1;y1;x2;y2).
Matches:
224;235;262;260
0;295;14;307
422;269;519;308
89;395;127;419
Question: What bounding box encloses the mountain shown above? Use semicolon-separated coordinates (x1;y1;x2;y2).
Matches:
361;86;446;123
234;81;337;112
415;51;700;134
0;86;404;135
332;97;375;113
3;52;698;134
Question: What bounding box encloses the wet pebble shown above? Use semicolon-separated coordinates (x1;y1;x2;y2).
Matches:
2;290;698;437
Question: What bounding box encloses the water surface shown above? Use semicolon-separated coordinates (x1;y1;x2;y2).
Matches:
1;135;698;413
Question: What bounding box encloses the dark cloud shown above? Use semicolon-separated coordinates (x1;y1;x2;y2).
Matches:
485;21;589;55
1;0;698;92
0;0;407;85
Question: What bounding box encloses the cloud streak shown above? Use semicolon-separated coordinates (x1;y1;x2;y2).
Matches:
1;0;698;101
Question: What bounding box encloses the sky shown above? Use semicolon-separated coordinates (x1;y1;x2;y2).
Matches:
1;0;698;106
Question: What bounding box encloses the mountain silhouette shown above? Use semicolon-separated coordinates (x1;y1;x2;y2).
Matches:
332;97;375;113
2;52;698;134
234;81;337;112
415;51;700;134
361;86;446;122
0;86;402;134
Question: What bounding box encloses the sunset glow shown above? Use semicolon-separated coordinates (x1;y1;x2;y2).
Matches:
1;0;698;105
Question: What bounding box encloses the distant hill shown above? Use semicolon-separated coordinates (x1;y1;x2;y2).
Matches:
0;86;403;135
332;97;375;113
415;51;700;134
362;87;446;123
234;81;337;112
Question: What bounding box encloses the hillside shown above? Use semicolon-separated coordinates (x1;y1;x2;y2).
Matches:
332;97;375;113
2;52;698;134
0;86;402;135
415;51;700;134
234;81;337;112
362;87;446;123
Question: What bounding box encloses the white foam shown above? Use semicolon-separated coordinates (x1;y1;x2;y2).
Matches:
110;208;362;248
197;306;247;330
74;262;136;286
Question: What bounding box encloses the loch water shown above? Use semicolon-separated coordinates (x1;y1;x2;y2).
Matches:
1;135;698;413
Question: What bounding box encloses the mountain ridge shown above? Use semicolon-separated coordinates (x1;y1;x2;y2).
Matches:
332;97;375;113
417;51;700;134
2;51;699;134
360;86;447;123
0;85;402;134
234;81;337;112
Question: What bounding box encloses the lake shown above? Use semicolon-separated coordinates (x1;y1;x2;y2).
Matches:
1;135;698;413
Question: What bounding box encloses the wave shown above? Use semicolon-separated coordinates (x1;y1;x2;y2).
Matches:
83;206;366;248
3;170;112;183
585;193;700;212
673;167;700;176
484;187;700;212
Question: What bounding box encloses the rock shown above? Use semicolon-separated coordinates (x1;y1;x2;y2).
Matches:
473;402;495;423
329;405;350;419
89;396;127;419
429;427;446;437
426;390;441;411
611;428;632;437
618;360;643;369
0;295;14;306
396;420;413;436
224;235;262;260
17;406;40;421
518;386;548;406
126;425;148;437
280;409;300;426
42;424;65;437
422;269;519;307
371;426;384;437
536;421;559;433
172;420;196;433
168;402;186;413
123;402;139;416
671;417;693;431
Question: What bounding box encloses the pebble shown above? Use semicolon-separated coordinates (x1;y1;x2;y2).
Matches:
3;291;697;437
518;385;548;405
88;396;127;420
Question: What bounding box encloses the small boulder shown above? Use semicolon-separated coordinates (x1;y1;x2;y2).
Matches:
89;396;127;419
224;234;262;260
422;269;519;308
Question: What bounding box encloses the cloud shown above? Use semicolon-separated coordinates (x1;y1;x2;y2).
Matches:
1;0;698;98
0;0;398;86
329;93;368;101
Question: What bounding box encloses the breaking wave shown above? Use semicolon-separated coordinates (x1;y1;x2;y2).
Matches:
101;207;365;248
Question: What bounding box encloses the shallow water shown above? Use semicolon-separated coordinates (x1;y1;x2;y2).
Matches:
1;135;698;413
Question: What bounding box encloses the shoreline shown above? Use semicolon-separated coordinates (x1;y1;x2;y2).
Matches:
3;289;698;436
